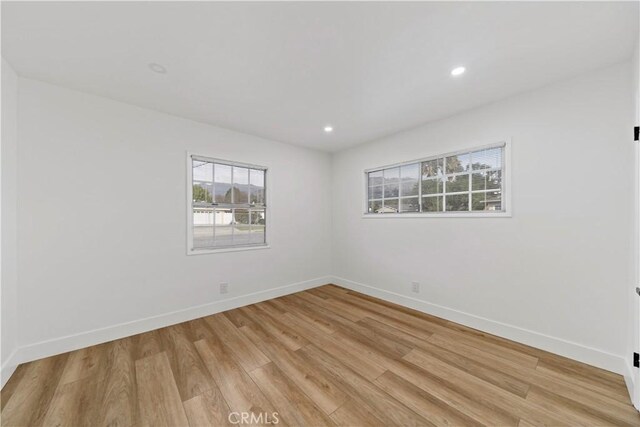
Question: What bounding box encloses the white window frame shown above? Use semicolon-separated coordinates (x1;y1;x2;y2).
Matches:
186;152;270;255
362;140;512;218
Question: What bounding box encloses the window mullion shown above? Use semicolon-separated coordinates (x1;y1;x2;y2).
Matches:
418;162;423;212
442;157;447;212
468;154;472;212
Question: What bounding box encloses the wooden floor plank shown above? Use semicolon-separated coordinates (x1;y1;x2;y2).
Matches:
249;362;335;427
526;385;639;427
403;348;570;426
58;343;106;386
183;386;233;427
158;323;216;402
398;332;532;397
389;357;521;426
41;375;102;427
426;329;638;420
0;363;28;411
193;333;281;422
374;370;483;427
135;352;189;427
203;313;270;372
240;323;348;415
2;285;638;426
223;307;257;329
280;311;387;381
1;353;69;427
95;338;139;427
299;344;433;427
329;399;387;427
132;329;164;361
252;302;312;349
535;359;631;402
342;289;541;369
184;318;216;342
295;292;363;323
278;295;339;334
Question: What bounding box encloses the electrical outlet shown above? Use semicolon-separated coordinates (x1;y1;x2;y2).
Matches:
220;282;229;294
411;281;420;293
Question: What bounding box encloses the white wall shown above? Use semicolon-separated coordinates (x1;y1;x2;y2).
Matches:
331;62;634;374
1;58;19;385
15;78;332;360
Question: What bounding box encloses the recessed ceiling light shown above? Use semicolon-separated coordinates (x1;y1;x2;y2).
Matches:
324;125;334;133
148;63;167;74
451;66;466;76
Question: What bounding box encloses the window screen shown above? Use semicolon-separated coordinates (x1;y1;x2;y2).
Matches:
366;144;505;214
190;156;266;250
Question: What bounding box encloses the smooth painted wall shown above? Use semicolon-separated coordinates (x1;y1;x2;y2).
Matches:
16;78;332;348
1;58;19;383
331;63;634;365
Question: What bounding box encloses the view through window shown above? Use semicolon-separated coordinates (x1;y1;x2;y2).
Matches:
366;144;505;214
190;156;266;250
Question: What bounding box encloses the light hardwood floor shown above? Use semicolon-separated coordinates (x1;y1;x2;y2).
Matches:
1;285;638;426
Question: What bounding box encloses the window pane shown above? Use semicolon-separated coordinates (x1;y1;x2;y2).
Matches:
422;195;443;212
400;197;419;212
472;147;502;170
233;209;251;245
400;163;419;197
368;200;382;213
472;170;502;191
233;167;249;204
384;183;399;198
250;209;266;243
422;177;442;195
383;167;400;198
472;191;502;211
445;174;469;193
421;158;442;178
193;161;213;182
383;167;400;183
368;185;382;199
445;153;470;174
214;208;233;246
381;199;398;213
193;207;214;248
192;182;213;203
214;164;232;203
445;194;469;211
250;169;265;205
368;170;383;186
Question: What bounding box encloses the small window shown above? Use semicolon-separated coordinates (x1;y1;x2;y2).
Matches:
188;155;267;252
365;143;506;215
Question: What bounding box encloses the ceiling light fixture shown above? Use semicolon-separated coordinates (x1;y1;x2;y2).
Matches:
451;66;466;76
148;63;167;74
324;125;334;133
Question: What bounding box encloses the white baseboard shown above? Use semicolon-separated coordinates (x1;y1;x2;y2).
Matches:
331;276;627;376
5;275;331;385
1;349;19;389
623;362;640;411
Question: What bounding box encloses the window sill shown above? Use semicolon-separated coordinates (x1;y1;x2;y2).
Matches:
361;212;511;219
187;244;270;255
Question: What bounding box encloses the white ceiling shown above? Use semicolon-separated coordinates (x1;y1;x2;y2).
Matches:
2;2;638;152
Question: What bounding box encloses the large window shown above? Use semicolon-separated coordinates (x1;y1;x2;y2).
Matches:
188;155;267;252
366;143;507;215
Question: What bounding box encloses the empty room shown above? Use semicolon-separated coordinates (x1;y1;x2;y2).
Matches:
1;1;640;426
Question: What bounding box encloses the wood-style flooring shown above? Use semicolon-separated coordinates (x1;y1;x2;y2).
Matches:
1;285;638;426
